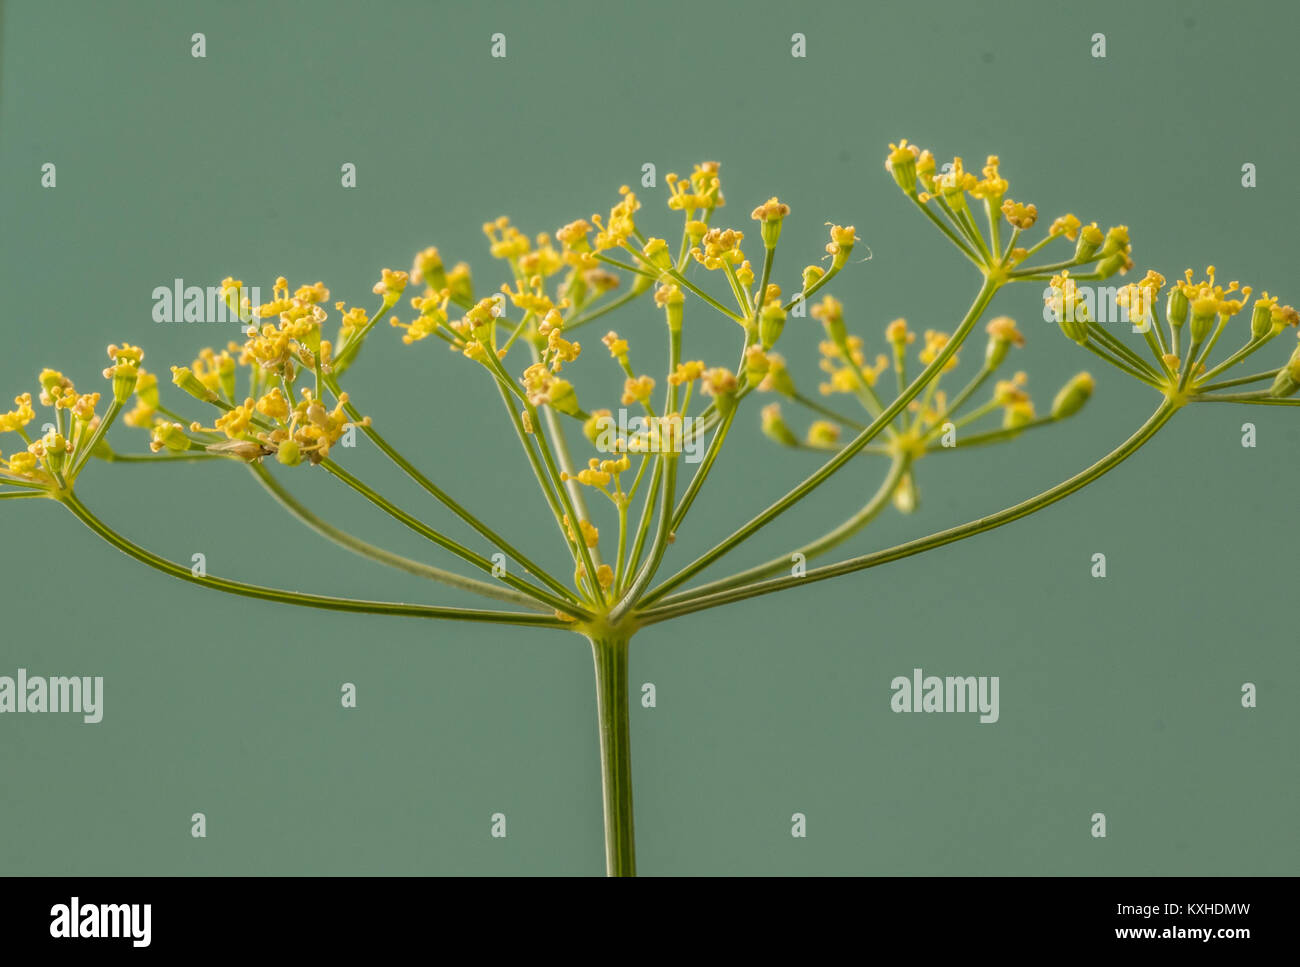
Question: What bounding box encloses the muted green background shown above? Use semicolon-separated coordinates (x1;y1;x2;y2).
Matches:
1;0;1296;875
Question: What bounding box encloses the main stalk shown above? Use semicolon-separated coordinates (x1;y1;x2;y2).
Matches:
588;633;636;876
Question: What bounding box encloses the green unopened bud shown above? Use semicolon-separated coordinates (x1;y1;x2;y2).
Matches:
885;141;921;197
40;430;69;472
1074;223;1103;262
546;379;583;418
891;471;918;514
583;409;613;445
802;265;824;292
984;317;1023;369
1100;225;1130;258
151;422;192;453
412;247;447;292
760;355;796;397
170;366;217;402
1269;349;1300;398
110;363;138;403
1250;299;1274;341
759;302;787;350
1095;251;1131;279
656;284;685;332
1167;286;1189;330
642;237;673;272
751;198;790;249
1051;372;1095;419
1189;295;1219;342
759;403;798;447
1056;302;1090;345
276;439;302;466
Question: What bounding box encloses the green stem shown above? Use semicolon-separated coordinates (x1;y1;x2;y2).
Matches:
681;455;908;598
324;376;579;606
641;400;1179;622
249;464;548;611
588;632;636;877
61;494;567;628
639;277;1001;607
320;458;584;618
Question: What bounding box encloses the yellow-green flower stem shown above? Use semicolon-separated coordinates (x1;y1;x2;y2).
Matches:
1086;322;1161;381
1198;368;1279;392
910;196;983;269
639;399;1180;623
925;363;996;435
831;332;889;422
755;246;775;315
67;400;122;478
564;286;647;333
1197;331;1278;386
474;343;605;603
620;242;747;325
922;415;1056;451
494;382;573;553
782;261;846;313
622;459;662;596
1080;329;1164;389
322;375;580;608
249;463;548;612
610;324;682;622
0;490;44;500
1135;315;1175;382
638;277;1001;608
721;260;752;318
528;341;605;571
673;454;909;600
332;295;399;372
319;457;586;619
98;450;226;464
669;403;737;531
1178;337;1205;392
588;631;635;876
59;493;570;628
1192;391;1300;406
791;392;867;431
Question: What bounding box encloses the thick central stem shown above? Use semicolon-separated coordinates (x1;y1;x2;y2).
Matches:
589;633;636;876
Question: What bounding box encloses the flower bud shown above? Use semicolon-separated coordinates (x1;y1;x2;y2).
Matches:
276;439;302;466
984;317;1024;369
885;141;921;197
170;366;217;402
1095;251;1132;279
150;421;192;453
750;197;790;249
1250;298;1275;341
892;471;918;514
759;302;787;350
1074;223;1103;262
1189;294;1219;342
1167;286;1189;330
1051;372;1094;419
545;379;583;418
1269;346;1300;398
759;403;798;447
